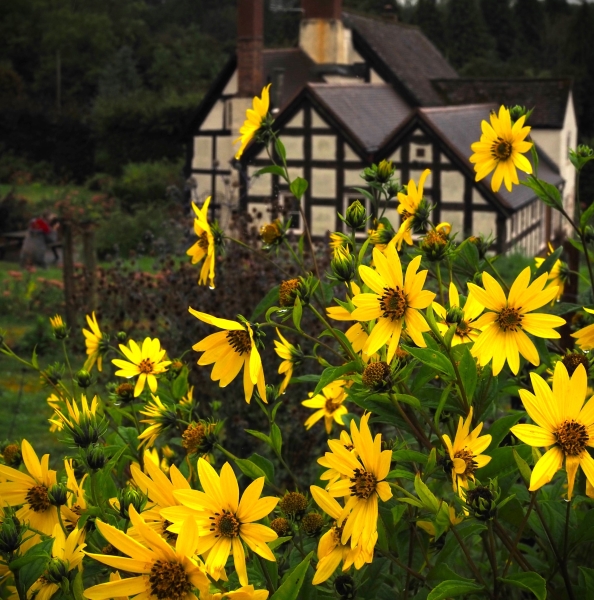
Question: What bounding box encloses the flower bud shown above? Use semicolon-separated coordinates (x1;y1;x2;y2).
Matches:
1;442;22;468
117;331;127;342
113;382;135;404
362;362;391;389
420;229;449;262
45;557;70;585
43;363;65;386
344;200;367;230
86;443;106;470
508;105;532;124
279;492;308;520
334;574;357;599
48;483;68;507
260;220;284;247
49;315;68;340
464;484;497;521
118;488;147;520
74;369;92;389
377;159;395;183
0;514;23;555
330;247;356;283
445;306;465;325
270;517;291;537
301;512;324;537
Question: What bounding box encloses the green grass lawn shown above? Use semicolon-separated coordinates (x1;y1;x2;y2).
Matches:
0;182;92;209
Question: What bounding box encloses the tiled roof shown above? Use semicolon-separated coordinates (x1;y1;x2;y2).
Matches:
263;49;322;109
309;83;412;153
431;79;572;128
420;104;563;210
343;12;458;106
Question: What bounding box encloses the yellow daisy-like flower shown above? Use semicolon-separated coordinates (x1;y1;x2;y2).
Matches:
572;307;594;350
47;393;63;433
534;244;567;304
29;524;86;600
511;362;594;500
368;222;394;252
84;506;209;600
187;197;216;289
0;440;59;550
442;408;492;494
61;458;88;529
112;338;172;397
202;586;269;600
273;329;302;394
394;169;431;250
469;105;533;193
189;308;266;404
433;282;484;345
137;395;177;449
468;268;566;375
318;430;357;488
161;458;279;586
309;486;376;585
351;243;436;362
317;413;392;548
50;394;99;435
83;312;106;372
329;233;352;258
234;84;271;160
303;380;349;434
108;572;129;600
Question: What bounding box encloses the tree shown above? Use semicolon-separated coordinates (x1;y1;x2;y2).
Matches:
479;0;516;61
413;0;446;52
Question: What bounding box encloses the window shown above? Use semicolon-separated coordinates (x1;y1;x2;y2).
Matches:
415;148;426;158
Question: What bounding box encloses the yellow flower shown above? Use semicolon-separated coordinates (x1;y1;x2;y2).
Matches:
189;309;266;404
203;586;269;600
0;440;59;550
442;408;492;494
161;458;279;586
303;380;349;434
469;105;533;192
367;223;394;252
436;222;451;235
112;338;171;397
511;362;594;500
273;329;302;394
572;307;594;350
351;243;436;362
108;572;129;600
84;506;209;600
329;233;352;258
187;197;216;288
83;312;105;372
468;268;566;375
47;394;63;433
534;243;567;303
433;282;484;345
234;84;271;160
315;413;392;548
394;169;431;250
50;394;100;440
309;486;376;584
318;430;357;488
29;524;86;600
138;395;177;449
61;459;88;529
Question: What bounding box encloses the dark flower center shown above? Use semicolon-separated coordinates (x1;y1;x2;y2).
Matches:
496;307;523;332
454;449;478;477
197;231;209;250
555;420;589;456
362;361;391;388
325;398;342;413
211;511;240;538
26;485;51;512
162;520;179;543
491;138;512;160
226;330;251;355
149;560;191;600
561;353;589;376
349;468;377;499
138;358;155;374
379;287;408;320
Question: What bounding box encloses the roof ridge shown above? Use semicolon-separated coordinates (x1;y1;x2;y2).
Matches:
342;10;422;31
432;77;572;83
307;82;393;89
420;104;496;113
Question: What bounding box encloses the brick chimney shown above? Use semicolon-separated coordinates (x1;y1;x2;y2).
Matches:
237;0;264;97
299;0;347;64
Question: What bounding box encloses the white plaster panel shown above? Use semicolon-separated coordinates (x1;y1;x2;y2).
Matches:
311;168;336;198
222;70;237;95
441;170;464;202
472;188;487;206
390;147;402;162
410;142;432;163
287;167;304;181
344;170;363;187
311;205;336;236
282;136;304;160
285;110;304;128
472;212;497;237
312;135;336;160
344;145;360;161
247;168;272;196
216;136;233;164
191;174;212;198
440;210;463;237
409;170;432;189
370;69;385;83
440;154;450;164
247;202;269;231
192;137;213;169
311;110;330;129
202;101;224;131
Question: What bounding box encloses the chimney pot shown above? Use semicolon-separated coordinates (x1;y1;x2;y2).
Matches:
301;0;342;20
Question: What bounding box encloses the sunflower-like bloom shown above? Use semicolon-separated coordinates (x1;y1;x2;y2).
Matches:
112;338;171;397
47;394;63;433
0;440;59;550
309;486;376;584
187;197;216;288
316;413;392;548
161;458;279;586
84;507;209;600
189;309;266;403
29;524;86;600
469;105;533;193
433;282;484;345
442;408;492;494
273;329;303;394
303;380;349;434
137;395;178;449
534;243;568;304
203;586;269;600
572;307;594;350
83;312;106;372
468;268;566;375
351;243;435;362
394;169;431;250
61;459;88;529
234;84;271;160
511;362;594;499
51;395;105;448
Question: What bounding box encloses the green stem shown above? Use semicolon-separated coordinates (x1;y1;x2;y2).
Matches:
308;304;359;362
436;262;445;305
61;339;75;396
493;519;533;572
90;471;108;521
376;548;425;582
486;522;498;599
257;553;277;594
502;493;536;577
389;393;432;451
282;238;307;276
451;524;492;597
57;506;69;536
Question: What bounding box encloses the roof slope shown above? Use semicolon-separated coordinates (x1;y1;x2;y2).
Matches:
344;12;458;106
309;83;412;153
431;79;572;128
420;104;562;210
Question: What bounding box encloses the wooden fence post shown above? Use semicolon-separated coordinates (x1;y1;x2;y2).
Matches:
82;222;97;313
61;220;77;328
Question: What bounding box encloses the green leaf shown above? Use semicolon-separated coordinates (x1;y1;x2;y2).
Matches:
393;393;421;409
414;474;439;512
444;323;457;349
314;361;359;395
292;296;303;331
581;200;594;228
452;344;477;402
248;453;275;483
434;383;453;428
289;177;308;201
487;412;523;451
534;246;563;279
403;345;455;379
251;285;280;321
427;564;476;584
254;165;287;179
427;580;484;600
392;450;428;464
271;552;313;600
477;445;531;481
513;447;532;486
245;429;272;446
275;138;287;164
386;468;416;481
271;423;282;455
31;346;39;369
234;458;269;482
499;572;546;600
171;367;189;401
72;571;85;600
579;566;594;593
521;176;562;210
